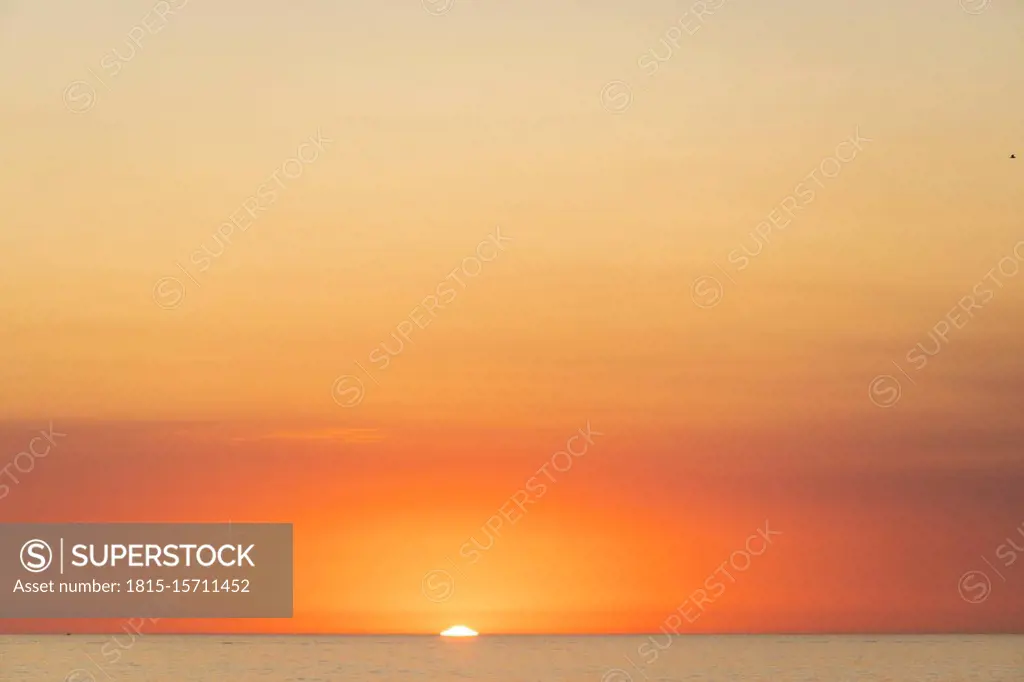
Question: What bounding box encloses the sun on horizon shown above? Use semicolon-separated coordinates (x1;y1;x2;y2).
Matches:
440;625;478;637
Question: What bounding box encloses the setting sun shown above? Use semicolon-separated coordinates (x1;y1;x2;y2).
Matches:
440;626;478;638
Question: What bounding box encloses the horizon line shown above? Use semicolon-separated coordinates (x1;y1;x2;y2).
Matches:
5;632;1023;637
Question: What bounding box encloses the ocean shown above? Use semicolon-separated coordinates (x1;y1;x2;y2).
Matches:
1;635;1021;681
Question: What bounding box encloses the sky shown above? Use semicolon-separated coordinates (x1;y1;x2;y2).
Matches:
1;0;1023;634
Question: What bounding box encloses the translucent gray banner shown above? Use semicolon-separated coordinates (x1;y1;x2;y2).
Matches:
0;523;292;618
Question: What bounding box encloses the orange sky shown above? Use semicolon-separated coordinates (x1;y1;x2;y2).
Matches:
2;420;1022;633
1;0;1023;633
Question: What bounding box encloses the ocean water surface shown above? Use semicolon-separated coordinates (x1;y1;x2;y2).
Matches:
1;635;1022;681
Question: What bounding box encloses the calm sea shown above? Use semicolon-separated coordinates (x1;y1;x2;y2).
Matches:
1;635;1022;681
